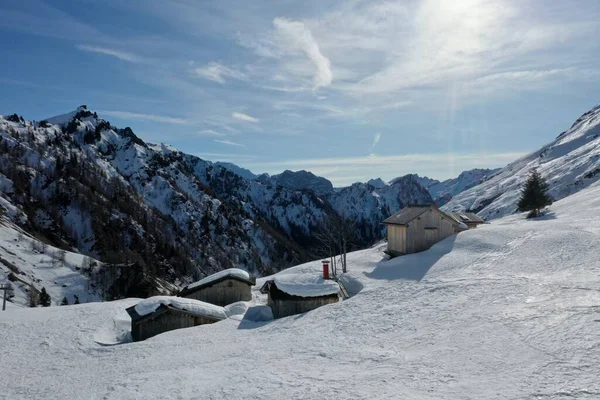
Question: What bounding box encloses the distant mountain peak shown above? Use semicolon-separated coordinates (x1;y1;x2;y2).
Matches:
270;169;334;195
367;178;388;188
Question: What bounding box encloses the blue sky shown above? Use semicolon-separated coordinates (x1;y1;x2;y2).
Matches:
1;0;599;186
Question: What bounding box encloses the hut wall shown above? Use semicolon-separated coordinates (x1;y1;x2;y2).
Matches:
132;311;219;342
386;224;407;256
268;296;339;319
405;209;456;254
184;279;252;306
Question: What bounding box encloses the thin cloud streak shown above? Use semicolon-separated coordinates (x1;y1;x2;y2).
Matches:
193;62;246;83
99;110;189;125
214;139;245;147
76;45;140;63
372;133;381;150
232;112;259;123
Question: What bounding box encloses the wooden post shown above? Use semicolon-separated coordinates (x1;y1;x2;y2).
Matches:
0;283;10;311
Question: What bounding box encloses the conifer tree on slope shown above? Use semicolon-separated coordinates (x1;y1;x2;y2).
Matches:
517;169;553;218
39;287;51;307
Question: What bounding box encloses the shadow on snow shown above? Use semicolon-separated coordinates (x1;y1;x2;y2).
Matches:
365;235;457;282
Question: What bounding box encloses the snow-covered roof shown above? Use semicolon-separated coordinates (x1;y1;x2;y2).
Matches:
132;296;227;321
265;274;341;298
184;268;253;292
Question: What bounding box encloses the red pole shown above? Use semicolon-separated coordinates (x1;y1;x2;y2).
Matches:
322;261;330;280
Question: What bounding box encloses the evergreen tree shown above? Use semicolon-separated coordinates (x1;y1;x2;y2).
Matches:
517;169;553;218
39;287;51;307
28;289;38;308
60;296;69;306
73;294;80;305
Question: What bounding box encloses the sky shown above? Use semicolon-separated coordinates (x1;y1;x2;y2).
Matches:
1;0;599;186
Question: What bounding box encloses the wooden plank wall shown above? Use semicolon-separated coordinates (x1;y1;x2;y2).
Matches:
405;209;455;254
184;279;252;306
133;312;196;341
268;296;339;319
133;312;220;341
386;225;407;255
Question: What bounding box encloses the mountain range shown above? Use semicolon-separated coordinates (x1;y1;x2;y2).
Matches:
1;102;599;304
0;106;431;302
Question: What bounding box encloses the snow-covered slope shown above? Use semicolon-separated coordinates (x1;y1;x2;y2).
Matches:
0;217;102;306
2;180;600;399
444;104;600;219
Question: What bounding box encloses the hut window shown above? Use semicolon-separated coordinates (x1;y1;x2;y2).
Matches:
227;281;234;287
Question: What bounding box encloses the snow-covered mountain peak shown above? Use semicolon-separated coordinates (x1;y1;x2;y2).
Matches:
367;178;388;188
270;169;335;195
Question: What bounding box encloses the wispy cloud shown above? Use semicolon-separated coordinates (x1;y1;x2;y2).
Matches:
273;18;332;89
232;112;259;123
76;44;140;63
193;62;246;83
372;133;381;150
214;139;245;147
197;129;226;137
99;110;189;125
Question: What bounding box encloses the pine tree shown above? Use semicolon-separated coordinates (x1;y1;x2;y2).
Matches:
60;296;69;306
39;287;51;307
28;288;38;308
517;169;553;218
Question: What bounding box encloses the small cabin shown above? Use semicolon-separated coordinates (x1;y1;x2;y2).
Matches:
260;274;340;319
447;211;485;229
382;204;460;256
179;268;256;306
126;296;227;342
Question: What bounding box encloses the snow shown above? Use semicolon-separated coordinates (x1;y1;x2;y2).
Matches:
444;104;600;219
1;182;599;398
0;217;102;306
271;273;341;297
134;296;227;320
185;268;250;290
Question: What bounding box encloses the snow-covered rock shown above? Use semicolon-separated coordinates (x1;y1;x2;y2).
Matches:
367;177;388;188
214;162;258;180
444;103;600;219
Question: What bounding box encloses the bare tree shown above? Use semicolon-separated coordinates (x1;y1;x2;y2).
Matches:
314;215;355;276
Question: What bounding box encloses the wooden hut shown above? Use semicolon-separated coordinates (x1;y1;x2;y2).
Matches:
447;211;485;229
382;204;461;256
259;274;340;319
179;268;256;306
126;296;227;342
